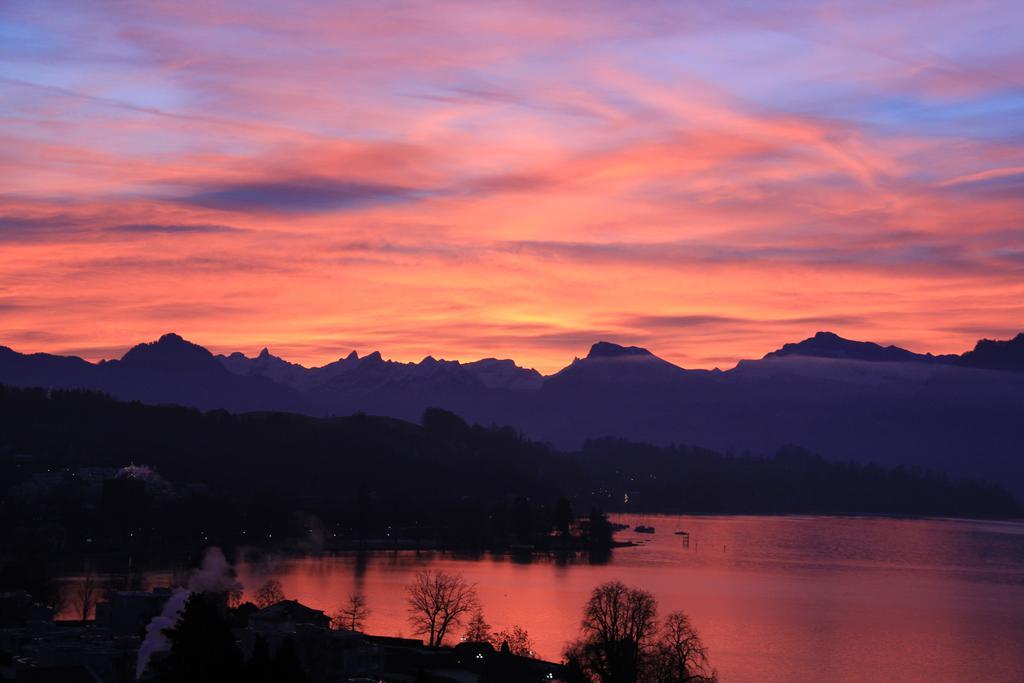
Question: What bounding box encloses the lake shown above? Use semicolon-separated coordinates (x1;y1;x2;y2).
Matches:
139;515;1024;681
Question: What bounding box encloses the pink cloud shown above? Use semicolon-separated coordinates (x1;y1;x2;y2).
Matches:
1;1;1022;372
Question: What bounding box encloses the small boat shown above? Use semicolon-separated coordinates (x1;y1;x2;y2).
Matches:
634;525;655;534
673;530;689;536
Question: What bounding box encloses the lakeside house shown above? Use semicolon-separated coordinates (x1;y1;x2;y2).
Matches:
0;590;566;682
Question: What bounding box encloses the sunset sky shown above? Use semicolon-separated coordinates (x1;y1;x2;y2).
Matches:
2;1;1023;373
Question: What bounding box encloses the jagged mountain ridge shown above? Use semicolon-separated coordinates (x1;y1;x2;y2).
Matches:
764;331;952;363
215;345;543;392
1;330;1023;492
0;333;307;413
211;330;1024;382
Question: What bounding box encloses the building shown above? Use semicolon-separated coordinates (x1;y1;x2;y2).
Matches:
250;599;331;632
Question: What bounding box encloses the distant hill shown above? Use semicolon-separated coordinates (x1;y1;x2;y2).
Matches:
958;333;1024;373
0;385;1017;520
1;330;1023;493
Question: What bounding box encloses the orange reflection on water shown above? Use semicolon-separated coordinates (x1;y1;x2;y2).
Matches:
227;515;1024;682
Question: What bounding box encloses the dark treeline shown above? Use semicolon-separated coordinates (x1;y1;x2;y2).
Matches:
579;437;1020;516
1;384;1019;573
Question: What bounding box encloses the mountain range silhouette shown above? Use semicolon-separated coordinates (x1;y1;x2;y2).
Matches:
2;330;1023;492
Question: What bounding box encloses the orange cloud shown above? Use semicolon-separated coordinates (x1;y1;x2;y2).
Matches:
1;1;1022;373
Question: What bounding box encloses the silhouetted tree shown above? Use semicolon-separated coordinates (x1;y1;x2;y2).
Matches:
226;587;244;609
564;581;658;683
464;608;492;642
74;566;101;621
332;592;370;631
254;579;285;608
564;584;716;683
649;612;716;683
492;624;536;657
406;570;479;647
156;592;243;683
563;649;592;683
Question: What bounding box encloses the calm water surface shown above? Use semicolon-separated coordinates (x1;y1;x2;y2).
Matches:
176;515;1024;681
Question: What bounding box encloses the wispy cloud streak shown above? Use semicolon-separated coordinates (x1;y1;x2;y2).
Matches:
0;1;1022;371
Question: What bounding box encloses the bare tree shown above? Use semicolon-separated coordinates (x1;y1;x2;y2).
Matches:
648;612;717;683
406;570;479;647
492;624;536;657
564;580;658;683
74;568;101;622
227;587;244;609
332;592;370;631
464;608;492;643
253;579;285;609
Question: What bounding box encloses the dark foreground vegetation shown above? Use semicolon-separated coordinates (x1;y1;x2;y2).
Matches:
1;383;1017;568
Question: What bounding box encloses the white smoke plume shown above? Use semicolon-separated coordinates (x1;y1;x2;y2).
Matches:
136;547;243;679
